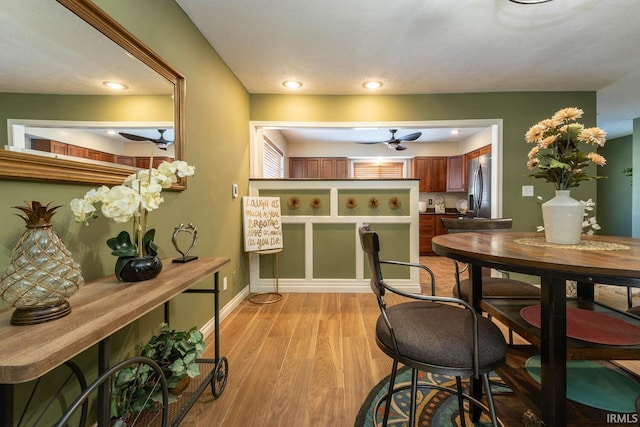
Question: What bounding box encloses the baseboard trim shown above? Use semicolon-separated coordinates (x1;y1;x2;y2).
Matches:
200;286;249;338
249;282;421;294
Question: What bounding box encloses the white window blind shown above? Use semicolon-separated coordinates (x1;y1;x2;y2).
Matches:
353;162;404;179
263;137;284;178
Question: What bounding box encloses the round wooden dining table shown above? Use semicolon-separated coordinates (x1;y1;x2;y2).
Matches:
432;231;640;427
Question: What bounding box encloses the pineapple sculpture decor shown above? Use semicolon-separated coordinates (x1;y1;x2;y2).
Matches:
0;201;84;325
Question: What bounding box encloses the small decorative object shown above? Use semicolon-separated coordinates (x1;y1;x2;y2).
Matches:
345;198;358;209
456;199;469;216
525;107;607;244
310;197;322;209
70;159;195;282
418;201;427;213
368;197;379;209
541;191;584;244
287;196;300;209
0;201;84;325
171;223;198;263
388;196;401;210
111;323;205;418
537;197;600;235
434;195;445;214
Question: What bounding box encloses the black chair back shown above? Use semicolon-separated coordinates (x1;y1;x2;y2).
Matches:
359;223;384;298
441;217;513;232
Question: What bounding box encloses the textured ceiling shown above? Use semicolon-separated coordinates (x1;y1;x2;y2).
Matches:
176;0;640;139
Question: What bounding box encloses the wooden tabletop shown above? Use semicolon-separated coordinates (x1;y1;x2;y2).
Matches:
432;232;640;285
0;257;230;384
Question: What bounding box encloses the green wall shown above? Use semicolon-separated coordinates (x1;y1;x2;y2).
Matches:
598;135;632;236
0;1;250;421
634;118;640;238
0;94;173;147
250;93;599;231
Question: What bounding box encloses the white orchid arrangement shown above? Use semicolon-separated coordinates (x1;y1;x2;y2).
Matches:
526;107;607;190
70;160;195;272
536;196;600;235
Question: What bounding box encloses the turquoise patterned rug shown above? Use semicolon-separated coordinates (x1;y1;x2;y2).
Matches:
354;367;509;427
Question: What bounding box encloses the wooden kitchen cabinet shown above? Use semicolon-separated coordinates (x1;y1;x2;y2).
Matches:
413;157;447;192
32;139;68;155
419;215;436;255
465;144;491;162
67;145;87;158
116;155;135;166
420;213;457;255
290;158;305;178
135;156;173;169
289;157;348;178
446;155;466;192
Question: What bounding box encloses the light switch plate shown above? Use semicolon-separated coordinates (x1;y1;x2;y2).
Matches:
232;183;238;198
522;185;534;197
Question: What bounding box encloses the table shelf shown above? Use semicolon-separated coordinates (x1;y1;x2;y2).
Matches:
497;345;640;427
482;297;640;360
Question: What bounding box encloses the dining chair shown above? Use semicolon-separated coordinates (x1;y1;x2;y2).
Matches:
628;304;640;317
359;224;506;427
440;218;541;301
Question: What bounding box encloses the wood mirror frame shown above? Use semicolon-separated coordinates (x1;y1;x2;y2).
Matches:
0;0;186;190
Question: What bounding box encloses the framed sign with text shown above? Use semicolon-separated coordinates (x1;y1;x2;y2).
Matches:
242;196;283;252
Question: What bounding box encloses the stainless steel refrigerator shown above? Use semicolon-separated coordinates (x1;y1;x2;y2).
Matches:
467;154;491;218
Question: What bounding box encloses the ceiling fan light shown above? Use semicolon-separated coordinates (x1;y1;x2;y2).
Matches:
283;80;302;89
363;80;382;90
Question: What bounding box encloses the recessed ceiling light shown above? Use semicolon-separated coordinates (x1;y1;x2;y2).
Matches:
450;129;461;134
363;81;383;90
103;81;128;90
508;0;553;3
283;80;302;89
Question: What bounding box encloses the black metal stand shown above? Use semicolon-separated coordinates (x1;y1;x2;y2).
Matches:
172;255;198;263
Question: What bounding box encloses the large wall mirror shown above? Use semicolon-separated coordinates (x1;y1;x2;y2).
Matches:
0;0;186;189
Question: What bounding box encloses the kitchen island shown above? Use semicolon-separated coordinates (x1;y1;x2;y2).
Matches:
248;179;420;293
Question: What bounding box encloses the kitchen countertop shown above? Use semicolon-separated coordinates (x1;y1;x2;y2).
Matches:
419;209;461;215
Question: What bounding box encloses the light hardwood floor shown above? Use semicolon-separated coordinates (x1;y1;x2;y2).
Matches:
183;256;639;427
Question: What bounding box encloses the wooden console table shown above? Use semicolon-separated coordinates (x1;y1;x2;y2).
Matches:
432;232;640;427
0;256;230;426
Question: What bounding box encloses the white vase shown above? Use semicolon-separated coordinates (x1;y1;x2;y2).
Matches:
541;190;584;244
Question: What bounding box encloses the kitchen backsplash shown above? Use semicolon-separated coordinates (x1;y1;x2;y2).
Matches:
419;192;467;210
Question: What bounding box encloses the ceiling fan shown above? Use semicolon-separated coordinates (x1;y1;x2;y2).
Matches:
362;129;422;151
119;129;173;150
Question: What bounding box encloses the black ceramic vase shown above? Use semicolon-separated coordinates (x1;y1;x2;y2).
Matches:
117;256;163;282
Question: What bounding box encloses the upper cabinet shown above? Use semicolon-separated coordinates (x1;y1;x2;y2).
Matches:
413;157;447;192
289;157;348;179
446;155;466;192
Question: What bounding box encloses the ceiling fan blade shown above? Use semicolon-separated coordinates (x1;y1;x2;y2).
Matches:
395;144;407;151
152;129;173;144
120;129;174;147
397;131;422;142
119;132;152;142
